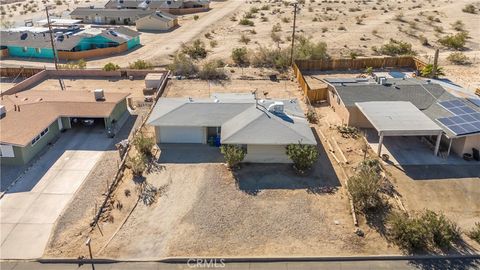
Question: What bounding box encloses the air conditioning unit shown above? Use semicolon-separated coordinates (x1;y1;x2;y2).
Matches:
94;89;105;100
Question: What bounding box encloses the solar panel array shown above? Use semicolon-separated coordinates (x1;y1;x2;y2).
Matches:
467;98;480;108
437;100;480;136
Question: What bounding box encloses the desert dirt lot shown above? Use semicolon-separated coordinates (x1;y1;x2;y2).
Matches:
312;101;480;253
2;0;479;94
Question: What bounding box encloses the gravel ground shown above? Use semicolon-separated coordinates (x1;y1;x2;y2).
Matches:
101;158;398;258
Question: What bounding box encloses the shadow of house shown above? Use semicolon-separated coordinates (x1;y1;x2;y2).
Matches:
156;144;224;164
396;164;480;180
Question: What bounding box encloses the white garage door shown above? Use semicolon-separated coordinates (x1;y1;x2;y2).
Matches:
158;126;205;143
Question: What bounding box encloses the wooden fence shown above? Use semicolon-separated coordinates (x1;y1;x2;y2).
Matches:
0;67;45;77
57;43;128;61
293;56;428;102
295;56;426;72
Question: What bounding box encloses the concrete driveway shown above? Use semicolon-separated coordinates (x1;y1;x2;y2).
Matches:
0;126;112;259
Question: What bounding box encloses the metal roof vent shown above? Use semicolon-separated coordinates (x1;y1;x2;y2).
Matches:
268;101;284;113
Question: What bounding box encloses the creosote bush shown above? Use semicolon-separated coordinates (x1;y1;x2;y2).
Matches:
388;210;461;252
220;145;246;169
168;53;198;77
181;39;208;59
128;60;153;69
231;47;249;66
127;153;146;177
348;167;382;211
467;222;480;244
103;62;120;71
447;52;470;65
376;39;415;56
285;143;319;173
133;133;155;157
438;32;468;50
198;59;227;80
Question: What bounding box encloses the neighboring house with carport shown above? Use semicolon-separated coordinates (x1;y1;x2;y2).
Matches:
0;90;130;165
104;0;210;12
147;95;317;163
325;77;480;159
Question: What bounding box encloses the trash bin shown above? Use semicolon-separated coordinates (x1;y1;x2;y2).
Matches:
473;148;480;161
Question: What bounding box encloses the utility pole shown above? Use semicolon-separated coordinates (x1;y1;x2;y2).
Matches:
45;6;59;70
45;6;65;91
289;1;298;66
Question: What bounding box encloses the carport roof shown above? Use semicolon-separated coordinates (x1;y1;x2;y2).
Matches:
355;101;443;136
0;90;129;146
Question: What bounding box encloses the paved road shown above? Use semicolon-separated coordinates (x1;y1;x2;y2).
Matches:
0;126;111;259
0;0;244;69
1;258;480;270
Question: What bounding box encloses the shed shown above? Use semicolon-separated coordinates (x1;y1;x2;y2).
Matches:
145;73;165;89
135;11;178;31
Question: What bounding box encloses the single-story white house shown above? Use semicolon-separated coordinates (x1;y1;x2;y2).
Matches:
146;94;317;163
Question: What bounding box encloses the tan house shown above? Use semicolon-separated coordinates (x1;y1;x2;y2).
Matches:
325;77;480;159
135;11;178;31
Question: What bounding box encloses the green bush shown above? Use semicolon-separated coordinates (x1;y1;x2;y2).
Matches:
168;53;198;77
447;52;470;65
239;34;251;44
231;47;249;66
133;133;155;157
422;210;461;249
420;64;445;78
285;143;319;173
239;18;255;26
388;210;461;252
451;20;465;31
348;167;382;211
294;35;329;60
220;145;246;168
198;60;227;80
59;59;86;69
127;153;146;177
388;212;429;252
250;46;290;70
462;4;477;14
467;222;480;244
377;39;415;56
438;32;468;50
181;39;208;59
358;158;382;173
103;62;120;71
128;60;153;69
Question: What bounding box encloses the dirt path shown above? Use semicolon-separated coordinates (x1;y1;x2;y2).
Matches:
0;0;244;69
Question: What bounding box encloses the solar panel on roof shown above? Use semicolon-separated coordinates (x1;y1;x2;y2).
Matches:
437;99;480;136
467;98;480;108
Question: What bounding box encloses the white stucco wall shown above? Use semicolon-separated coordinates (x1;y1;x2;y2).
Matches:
451;134;480;156
244;144;292;163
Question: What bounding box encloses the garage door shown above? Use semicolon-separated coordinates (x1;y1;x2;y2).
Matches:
158;126;205;143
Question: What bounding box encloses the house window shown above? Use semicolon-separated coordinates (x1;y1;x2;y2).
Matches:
31;127;49;145
22;46;28;52
35;48;41;53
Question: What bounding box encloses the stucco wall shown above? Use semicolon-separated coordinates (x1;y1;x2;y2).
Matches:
104;99;129;131
451;135;480;156
244;144;292;163
327;87;350;125
7;46;54;58
1;119;60;165
347;106;374;128
136;18;175;31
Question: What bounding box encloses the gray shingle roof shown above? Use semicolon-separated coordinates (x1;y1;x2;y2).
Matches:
147;98;316;145
334;82;445;110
